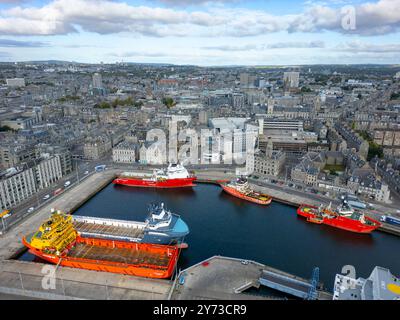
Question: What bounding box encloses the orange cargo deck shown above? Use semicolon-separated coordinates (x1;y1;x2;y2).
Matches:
68;241;170;267
24;236;179;278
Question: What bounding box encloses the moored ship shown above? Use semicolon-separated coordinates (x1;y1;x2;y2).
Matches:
220;177;272;205
22;213;179;279
113;163;196;188
297;203;381;234
73;203;189;245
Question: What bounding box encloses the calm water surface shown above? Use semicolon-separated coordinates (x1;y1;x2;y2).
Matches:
20;183;400;291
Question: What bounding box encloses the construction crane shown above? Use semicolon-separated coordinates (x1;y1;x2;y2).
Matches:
307;267;320;300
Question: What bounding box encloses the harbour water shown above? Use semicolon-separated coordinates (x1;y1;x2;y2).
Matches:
19;183;400;291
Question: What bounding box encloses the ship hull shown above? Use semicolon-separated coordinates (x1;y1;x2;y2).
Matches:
297;205;380;234
23;236;178;279
221;185;272;205
113;177;196;188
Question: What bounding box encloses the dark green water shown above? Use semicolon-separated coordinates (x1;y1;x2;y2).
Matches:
19;183;400;291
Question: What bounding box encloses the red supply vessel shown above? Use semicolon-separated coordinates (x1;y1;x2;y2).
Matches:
113;163;196;188
220;177;272;205
297;203;381;234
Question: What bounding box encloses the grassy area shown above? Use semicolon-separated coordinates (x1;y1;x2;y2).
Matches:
0;125;14;132
356;130;384;160
324;164;345;172
390;92;400;100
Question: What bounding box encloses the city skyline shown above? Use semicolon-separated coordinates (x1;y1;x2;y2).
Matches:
0;0;399;65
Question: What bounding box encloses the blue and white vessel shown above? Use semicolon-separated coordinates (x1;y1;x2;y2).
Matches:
73;203;189;245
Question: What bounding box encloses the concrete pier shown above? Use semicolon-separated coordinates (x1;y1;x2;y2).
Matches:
250;181;400;237
0;168;395;300
171;256;333;300
0;170;173;300
0;260;172;300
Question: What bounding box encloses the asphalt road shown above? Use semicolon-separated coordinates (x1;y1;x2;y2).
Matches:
249;177;398;220
249;178;341;205
0;158;238;234
1;160;97;233
2;158;398;234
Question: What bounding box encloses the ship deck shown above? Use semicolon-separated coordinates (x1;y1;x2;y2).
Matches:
67;243;171;267
73;221;145;240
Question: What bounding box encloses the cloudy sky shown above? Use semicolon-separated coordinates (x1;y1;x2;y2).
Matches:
0;0;399;65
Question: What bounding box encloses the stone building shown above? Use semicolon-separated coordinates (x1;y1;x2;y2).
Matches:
112;142;137;163
83;136;112;160
247;140;285;177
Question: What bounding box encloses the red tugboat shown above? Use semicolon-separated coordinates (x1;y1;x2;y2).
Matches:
113;163;196;188
220;177;272;205
297;203;381;234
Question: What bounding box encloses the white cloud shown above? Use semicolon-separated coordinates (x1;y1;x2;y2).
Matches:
0;0;399;37
203;41;325;51
154;0;241;5
336;41;400;52
0;38;48;46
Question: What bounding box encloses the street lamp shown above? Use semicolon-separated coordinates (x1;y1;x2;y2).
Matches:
73;157;87;184
25;160;40;207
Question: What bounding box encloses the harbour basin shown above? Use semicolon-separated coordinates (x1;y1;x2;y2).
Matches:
18;183;400;291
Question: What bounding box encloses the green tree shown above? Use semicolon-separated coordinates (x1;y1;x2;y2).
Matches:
162;97;176;109
95;101;111;109
0;125;13;132
111;98;120;108
367;143;383;161
390;92;400;100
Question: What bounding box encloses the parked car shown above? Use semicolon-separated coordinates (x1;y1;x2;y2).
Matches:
54;188;63;196
84;170;89;175
95;165;106;172
27;207;34;213
64;181;71;187
43;194;50;200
